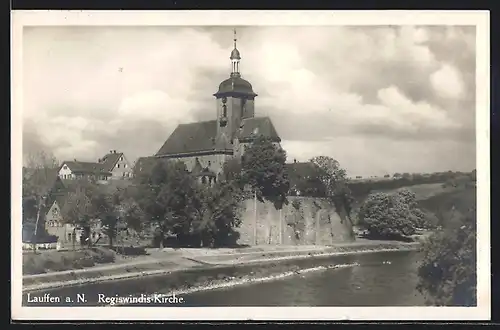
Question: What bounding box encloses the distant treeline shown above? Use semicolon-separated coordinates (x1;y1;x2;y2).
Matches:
347;170;476;198
289;169;476;198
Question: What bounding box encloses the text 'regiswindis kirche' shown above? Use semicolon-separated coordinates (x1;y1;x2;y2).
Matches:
150;29;281;184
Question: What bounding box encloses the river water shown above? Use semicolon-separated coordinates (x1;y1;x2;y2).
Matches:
184;250;426;306
23;250;426;307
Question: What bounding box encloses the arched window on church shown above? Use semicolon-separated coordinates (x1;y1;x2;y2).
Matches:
222;104;227;118
241;99;246;118
201;176;207;184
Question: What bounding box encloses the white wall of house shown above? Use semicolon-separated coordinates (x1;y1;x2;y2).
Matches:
110;154;134;179
58;163;73;179
44;201;76;243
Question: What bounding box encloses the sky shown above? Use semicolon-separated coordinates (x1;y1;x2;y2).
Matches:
22;25;476;177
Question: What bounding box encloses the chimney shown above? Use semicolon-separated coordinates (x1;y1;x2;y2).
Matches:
113;150;117;153
74;158;77;162
294;159;297;163
109;150;112;154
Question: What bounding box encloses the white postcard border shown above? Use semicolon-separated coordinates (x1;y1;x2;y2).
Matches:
11;10;491;321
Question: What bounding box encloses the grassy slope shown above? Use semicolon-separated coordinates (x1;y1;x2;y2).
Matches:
351;182;476;227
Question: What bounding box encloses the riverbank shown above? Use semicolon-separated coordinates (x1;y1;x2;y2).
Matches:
23;240;420;293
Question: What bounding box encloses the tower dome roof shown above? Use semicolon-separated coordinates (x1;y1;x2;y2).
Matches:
230;47;241;60
214;76;257;97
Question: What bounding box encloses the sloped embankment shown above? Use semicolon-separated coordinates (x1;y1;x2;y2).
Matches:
23;242;419;294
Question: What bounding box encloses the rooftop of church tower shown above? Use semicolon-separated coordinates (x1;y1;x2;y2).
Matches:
154;29;280;159
214;76;257;97
214;29;257;98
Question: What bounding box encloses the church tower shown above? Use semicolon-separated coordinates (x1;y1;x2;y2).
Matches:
213;29;257;147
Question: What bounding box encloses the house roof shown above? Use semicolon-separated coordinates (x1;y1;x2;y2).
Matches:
61;161;111;175
237;117;280;142
99;152;124;171
156;117;281;156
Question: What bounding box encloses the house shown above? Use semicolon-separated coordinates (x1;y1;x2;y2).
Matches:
58;150;133;183
58;160;111;182
98;150;134;179
151;30;281;185
43;194;77;243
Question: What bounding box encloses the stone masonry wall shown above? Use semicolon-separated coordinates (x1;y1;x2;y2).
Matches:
236;196;354;246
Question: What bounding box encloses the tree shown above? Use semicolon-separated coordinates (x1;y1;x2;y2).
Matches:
60;180;97;249
222;157;244;188
310;156;354;222
23;150;59;251
417;209;476;306
358;189;422;239
186;181;244;247
240;135;289;210
89;186;127;248
133;160;203;247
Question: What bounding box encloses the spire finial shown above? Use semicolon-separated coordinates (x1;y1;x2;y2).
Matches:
233;28;237;48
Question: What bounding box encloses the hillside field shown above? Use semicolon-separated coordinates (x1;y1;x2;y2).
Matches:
351;182;476;228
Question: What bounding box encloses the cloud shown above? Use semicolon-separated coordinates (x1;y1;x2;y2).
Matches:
21;25;476;175
430;64;465;99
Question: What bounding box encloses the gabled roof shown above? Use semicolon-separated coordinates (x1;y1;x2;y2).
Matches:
61;161;111;175
99;152;124;171
156;120;219;156
238;117;280;142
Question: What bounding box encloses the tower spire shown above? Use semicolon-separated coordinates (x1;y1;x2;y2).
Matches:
230;28;241;77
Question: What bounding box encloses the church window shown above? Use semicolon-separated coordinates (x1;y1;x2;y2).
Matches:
117;164;120;168
241;99;246;117
201;176;207;184
222;104;227;118
124;164;127;168
120;156;123;161
208;161;211;166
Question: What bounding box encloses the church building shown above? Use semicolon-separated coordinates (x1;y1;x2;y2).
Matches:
152;30;281;184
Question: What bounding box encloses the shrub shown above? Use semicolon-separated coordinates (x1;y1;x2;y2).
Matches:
417;211;476;306
90;247;116;263
74;256;95;268
112;245;148;256
291;199;301;210
358;189;421;239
